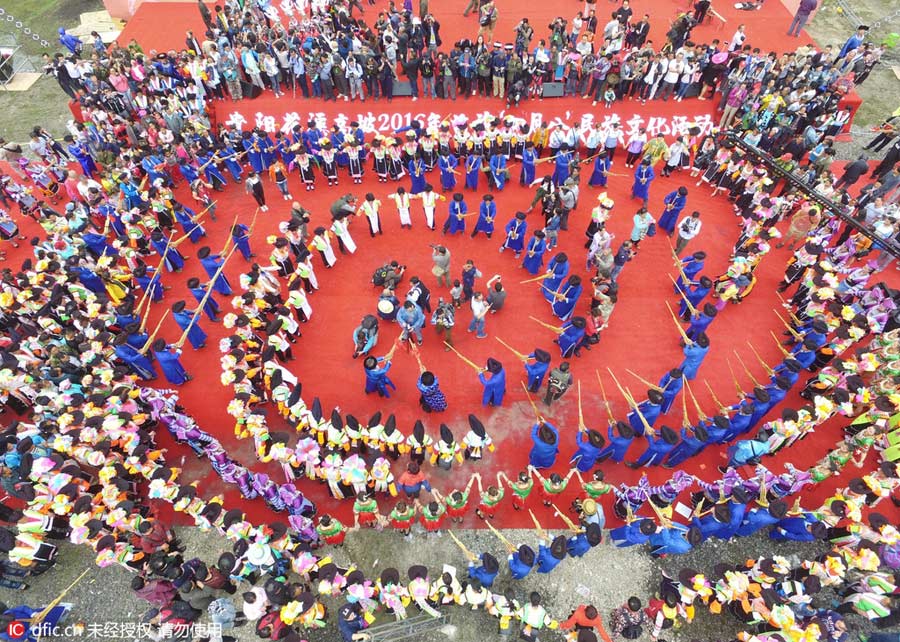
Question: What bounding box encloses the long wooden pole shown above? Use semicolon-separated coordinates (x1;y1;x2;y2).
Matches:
733;349;761;387
746;341;775;376
176;247;236;348
445;342;484;372
595;370;615;423
139;310;170;354
625;368;664;392
495;337;528;360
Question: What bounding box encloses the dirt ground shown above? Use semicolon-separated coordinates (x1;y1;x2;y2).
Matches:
0;526;812;642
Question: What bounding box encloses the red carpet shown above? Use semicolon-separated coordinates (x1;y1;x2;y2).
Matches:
19;1;880;529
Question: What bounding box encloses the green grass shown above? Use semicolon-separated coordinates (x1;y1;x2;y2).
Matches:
1;0;103;57
806;0;900;129
0;0;103;140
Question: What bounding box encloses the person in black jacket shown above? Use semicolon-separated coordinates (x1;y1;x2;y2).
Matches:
403;55;421;100
833;154;869;190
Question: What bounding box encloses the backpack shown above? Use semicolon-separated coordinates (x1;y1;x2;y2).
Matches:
372;265;389;286
361;314;378;331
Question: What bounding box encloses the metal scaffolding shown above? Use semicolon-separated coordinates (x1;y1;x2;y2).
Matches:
725;132;900;260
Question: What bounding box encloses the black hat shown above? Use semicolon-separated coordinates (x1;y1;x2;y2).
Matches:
533;349;551;363
585;523;602;546
486;358;502;373
481;552;499;573
368;411;382;426
617;421;634;439
330;409;343;430
550;535;567;559
384;414;397;435
198;246;211;259
517;545;535;566
639;519;657;535
408;565;428;580
571;316;586;329
413;419;425;442
310;398;323;422
692;251;706;261
648;389;664;404
439;423;453;444
587;429;605;448
468;414;485;438
660;425;678;444
171;300;186;313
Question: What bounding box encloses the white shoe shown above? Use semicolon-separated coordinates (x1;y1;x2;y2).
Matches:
412;96;418;101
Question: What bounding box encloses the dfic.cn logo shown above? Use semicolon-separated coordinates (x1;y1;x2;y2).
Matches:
5;621;26;638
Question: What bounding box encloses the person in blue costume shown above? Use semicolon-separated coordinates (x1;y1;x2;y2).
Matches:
657;367;684;414
610;518;656;547
115;303;140;330
408;155;427;194
500;211;527;258
177;159;200;185
171;300;207;350
172;203;206;244
508;545;536;580
793;337;820;369
556;316;586;358
725;438;770;468
58;27;83;54
772;358;803;388
553;144;572;185
541;254;570;302
113;333;157;380
468;552;500;588
662;423;709;468
628;389;664;435
258;131;276;169
488;151;508;191
521;230;547;275
196;149;228;189
764;376;791;411
519;141;537;185
123;322;149;351
528;420;559;469
631;157;655;205
588;148;611;187
735;499;788;537
769;510;819;542
464;152;482;191
680;332;710;380
690;500;740;543
438;151;458;191
627;425;679;468
221;144;244;182
443;193;468;235
197;246;232;295
716;405;750;443
657;187;688;235
141;152;170;186
746;386;773;428
478;358;506;406
230;223;254;261
678;275;712;319
648;524;702;556
150;230;186;272
567;523;603;558
535;534;567;573
791;318;829;353
571;427;606;472
685;303;717;341
550;275;582;320
242;131;264;173
151;338;191;385
133;265;164;302
364;353;396;398
524;349;552;393
64;135;97;178
471;194;496;239
186;277;220;321
674;251;706;293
